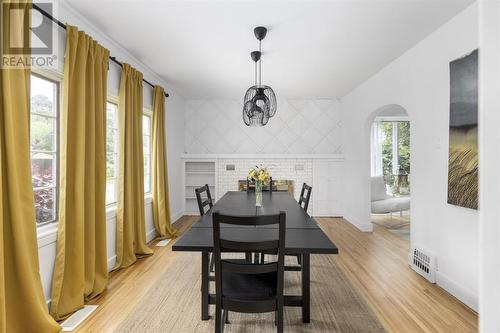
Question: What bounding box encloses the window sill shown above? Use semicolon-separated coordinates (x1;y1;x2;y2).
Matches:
37;222;59;248
37;194;154;247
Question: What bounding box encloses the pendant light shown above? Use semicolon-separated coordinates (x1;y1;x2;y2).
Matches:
242;26;277;126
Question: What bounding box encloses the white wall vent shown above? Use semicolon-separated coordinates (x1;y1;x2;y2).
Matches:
408;247;436;283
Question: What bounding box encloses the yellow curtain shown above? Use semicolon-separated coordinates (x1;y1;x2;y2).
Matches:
0;1;60;331
114;64;153;269
50;26;109;320
152;86;178;239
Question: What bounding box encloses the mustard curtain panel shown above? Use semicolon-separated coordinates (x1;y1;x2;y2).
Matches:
0;1;60;330
152;86;178;239
50;25;109;320
114;64;153;270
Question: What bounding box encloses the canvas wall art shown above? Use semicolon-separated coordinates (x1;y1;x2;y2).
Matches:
447;49;478;210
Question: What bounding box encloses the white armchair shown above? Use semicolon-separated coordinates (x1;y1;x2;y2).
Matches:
371;176;410;214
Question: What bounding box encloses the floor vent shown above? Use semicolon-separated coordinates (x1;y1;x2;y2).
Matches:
61;305;97;331
408;247;436;283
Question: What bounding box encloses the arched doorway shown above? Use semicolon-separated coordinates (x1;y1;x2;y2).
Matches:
368;105;411;241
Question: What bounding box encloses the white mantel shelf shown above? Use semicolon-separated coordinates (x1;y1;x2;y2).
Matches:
181;153;345;160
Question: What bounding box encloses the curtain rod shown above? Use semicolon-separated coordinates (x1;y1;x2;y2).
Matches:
32;3;170;98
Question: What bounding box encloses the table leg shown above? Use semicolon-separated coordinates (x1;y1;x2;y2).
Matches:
302;253;310;323
201;251;210;320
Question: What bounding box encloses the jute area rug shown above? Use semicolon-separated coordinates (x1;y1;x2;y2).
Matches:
115;252;386;333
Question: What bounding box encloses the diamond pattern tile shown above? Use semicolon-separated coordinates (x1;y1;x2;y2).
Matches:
184;99;343;154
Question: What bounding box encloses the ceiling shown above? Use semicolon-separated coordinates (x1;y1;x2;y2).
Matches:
63;0;474;99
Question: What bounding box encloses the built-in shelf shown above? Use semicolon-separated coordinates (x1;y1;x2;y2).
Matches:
184;161;216;213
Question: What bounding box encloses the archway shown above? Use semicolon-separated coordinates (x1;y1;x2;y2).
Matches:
367;104;411;242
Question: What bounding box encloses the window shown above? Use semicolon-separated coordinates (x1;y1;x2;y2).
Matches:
371;120;410;176
30;74;59;226
143;113;152;194
106;102;118;205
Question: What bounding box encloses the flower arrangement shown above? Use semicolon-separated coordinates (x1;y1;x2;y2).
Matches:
248;165;270;183
247;165;271;207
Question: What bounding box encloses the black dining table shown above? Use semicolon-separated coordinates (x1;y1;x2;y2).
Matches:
172;191;339;323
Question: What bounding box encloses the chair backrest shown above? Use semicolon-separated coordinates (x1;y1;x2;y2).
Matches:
246;177;274;193
212;211;286;313
371;176;387;201
298;182;312;213
195;184;213;215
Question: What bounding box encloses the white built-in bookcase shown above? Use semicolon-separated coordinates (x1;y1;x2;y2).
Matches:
183;160;217;215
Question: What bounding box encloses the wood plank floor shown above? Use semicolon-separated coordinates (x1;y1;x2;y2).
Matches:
74;216;477;333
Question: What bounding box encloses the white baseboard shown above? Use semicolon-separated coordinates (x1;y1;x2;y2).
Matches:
436;271;478;312
171;210;184;224
343;213;373;232
107;255;116;272
146;228;157;243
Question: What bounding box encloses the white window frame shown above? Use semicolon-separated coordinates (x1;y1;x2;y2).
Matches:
371;117;409;177
31;69;62;228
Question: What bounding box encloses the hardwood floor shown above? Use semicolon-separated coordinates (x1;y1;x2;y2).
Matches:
317;217;477;333
74;216;477;333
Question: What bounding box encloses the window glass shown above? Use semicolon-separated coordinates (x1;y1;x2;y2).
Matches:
106;102;119;205
143;114;152;194
31;74;58;225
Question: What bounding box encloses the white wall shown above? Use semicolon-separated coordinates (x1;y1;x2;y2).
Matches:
479;0;500;331
340;3;478;310
184;99;342;154
36;1;185;303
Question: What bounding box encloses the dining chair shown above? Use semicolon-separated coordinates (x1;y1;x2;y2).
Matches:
195;184;215;271
212;211;286;333
291;183;313;267
298;183;312;213
195;184;213;215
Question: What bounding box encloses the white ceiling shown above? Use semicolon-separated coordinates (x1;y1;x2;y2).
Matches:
63;0;474;99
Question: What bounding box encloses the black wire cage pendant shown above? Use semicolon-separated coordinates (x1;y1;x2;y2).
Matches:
242;27;277;126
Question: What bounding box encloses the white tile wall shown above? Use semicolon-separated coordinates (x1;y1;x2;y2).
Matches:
185;99;343;154
217;159;314;212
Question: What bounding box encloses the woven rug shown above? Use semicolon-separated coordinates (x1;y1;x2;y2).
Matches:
115;252;386;333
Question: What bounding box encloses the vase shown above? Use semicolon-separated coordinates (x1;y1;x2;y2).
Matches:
255;180;263;207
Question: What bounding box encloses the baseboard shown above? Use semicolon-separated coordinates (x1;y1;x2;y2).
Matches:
171;210;183;224
343;212;373;232
436;271;478;312
146;228;157;243
107;255;117;272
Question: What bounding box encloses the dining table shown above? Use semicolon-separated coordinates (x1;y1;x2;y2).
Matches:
172;191;339;323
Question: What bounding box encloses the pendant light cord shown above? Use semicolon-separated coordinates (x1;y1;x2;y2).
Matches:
259;40;262;87
255;59;257;86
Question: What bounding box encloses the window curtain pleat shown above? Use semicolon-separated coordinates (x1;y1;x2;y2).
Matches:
0;0;60;330
50;25;109;321
152;86;178;239
114;64;153;270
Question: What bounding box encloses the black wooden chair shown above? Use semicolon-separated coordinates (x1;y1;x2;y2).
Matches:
290;183;312;267
195;184;215;271
212;211;286;333
298;183;312;213
246;177;274;193
195;184;213;215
